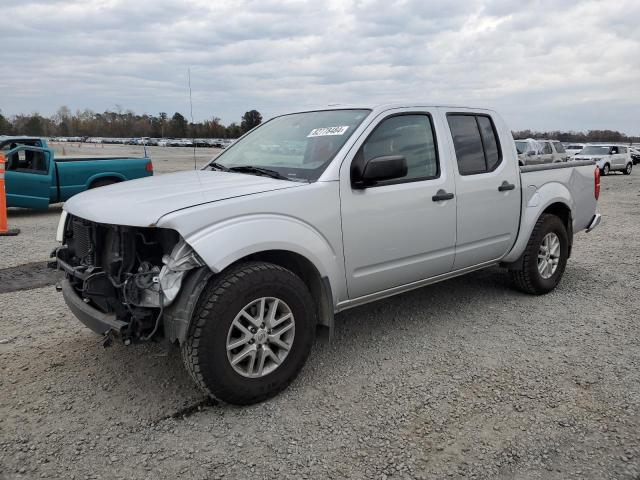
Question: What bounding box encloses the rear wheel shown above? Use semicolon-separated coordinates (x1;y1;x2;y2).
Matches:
623;163;632;175
90;178;119;188
181;262;315;405
510;214;569;295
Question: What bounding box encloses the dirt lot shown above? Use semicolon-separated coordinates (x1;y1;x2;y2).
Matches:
1;149;639;479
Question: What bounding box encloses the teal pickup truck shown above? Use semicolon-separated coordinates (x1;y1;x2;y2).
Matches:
1;136;153;209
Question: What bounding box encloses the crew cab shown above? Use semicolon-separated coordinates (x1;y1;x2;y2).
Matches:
1;136;153;209
52;104;601;405
574;144;633;175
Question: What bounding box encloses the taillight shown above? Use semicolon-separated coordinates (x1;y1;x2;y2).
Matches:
145;160;153;173
594;166;600;200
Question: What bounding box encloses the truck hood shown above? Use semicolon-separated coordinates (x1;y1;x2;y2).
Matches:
64;170;303;227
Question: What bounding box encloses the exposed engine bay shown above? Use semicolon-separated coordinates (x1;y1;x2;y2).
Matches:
53;214;204;341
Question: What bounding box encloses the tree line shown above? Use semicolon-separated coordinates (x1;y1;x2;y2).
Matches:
1;106;637;143
513;129;639;143
0;106;263;139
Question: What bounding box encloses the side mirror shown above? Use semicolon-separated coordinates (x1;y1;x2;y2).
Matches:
354;155;407;187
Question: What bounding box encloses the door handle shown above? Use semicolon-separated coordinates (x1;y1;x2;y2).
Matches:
498;181;515;192
432;190;454;202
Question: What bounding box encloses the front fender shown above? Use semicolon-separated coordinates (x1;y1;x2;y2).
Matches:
181;214;343;303
502;182;573;263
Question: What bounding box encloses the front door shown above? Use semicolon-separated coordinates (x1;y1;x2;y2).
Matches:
442;110;521;270
340;110;457;299
4;146;52;209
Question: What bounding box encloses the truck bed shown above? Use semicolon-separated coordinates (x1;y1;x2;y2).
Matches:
502;159;598;264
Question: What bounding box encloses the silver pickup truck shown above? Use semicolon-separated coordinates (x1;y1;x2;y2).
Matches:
53;104;601;404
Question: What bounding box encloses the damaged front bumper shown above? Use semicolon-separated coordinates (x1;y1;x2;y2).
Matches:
52;216;207;341
60;278;128;335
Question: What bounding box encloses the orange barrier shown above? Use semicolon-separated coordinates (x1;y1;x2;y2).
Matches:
0;154;20;236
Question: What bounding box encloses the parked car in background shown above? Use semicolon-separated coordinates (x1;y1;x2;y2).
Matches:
629;146;640;165
565;143;586;157
53;104;601;405
515;138;568;165
1;136;153;209
574;144;633;175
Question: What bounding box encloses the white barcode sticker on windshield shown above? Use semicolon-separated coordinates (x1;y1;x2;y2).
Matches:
307;126;349;137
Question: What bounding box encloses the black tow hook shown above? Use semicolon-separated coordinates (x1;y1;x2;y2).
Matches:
101;333;114;348
48;247;60;270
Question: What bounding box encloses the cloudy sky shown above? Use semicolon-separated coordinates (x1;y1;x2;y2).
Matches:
1;0;639;133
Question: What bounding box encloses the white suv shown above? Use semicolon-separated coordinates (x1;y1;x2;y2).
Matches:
575;144;633;175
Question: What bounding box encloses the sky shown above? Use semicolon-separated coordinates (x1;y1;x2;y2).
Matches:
1;0;639;134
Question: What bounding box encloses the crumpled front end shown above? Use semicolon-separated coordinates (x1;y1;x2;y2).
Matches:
53;213;206;342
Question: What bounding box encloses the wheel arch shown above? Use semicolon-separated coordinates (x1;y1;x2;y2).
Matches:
502;183;574;266
87;173;126;188
231;249;335;339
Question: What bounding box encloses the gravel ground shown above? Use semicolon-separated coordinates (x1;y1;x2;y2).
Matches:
1;166;639;479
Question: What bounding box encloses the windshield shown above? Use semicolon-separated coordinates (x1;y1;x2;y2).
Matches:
567;145;583;150
207;109;371;181
580;146;611;155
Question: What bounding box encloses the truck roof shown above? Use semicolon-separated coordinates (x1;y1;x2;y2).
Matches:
291;103;497;115
0;135;42;143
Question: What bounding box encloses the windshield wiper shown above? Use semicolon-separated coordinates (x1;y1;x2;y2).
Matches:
228;165;291;181
207;161;230;172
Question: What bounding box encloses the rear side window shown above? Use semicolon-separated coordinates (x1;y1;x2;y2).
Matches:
447;114;502;175
554;142;566;153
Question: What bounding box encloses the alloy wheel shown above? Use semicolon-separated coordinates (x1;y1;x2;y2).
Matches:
537;232;561;279
226;297;295;378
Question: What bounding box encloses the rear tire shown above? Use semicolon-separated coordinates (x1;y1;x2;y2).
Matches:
181;261;316;405
90;178;118;189
510;214;569;295
623;163;632;175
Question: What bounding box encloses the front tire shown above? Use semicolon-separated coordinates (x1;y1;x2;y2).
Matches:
623;163;632;175
181;262;316;405
510;214;569;295
602;163;610;176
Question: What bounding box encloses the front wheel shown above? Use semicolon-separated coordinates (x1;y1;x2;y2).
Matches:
510;214;569;295
623;163;632;175
181;262;316;405
602;164;610;176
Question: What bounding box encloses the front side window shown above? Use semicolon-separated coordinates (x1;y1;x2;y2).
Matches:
447;114;502;175
619;146;627;153
352;114;439;185
6;148;47;174
542;142;553;154
208;109;370;182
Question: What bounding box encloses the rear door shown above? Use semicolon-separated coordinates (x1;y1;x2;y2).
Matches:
4;145;52;209
540;142;554;163
340;108;457;299
442;110;521;270
553;142;567;162
616;146;628;168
